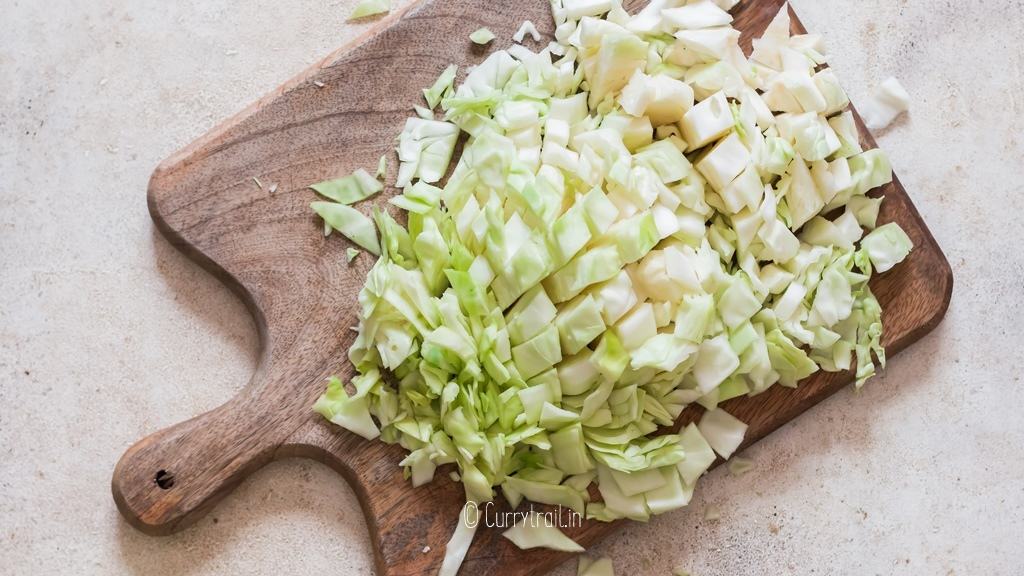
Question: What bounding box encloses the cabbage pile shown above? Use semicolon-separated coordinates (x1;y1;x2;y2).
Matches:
312;0;912;564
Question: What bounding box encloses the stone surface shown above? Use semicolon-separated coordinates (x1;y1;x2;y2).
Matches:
1;1;1021;575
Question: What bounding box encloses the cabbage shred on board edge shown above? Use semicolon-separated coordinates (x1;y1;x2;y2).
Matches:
310;0;913;560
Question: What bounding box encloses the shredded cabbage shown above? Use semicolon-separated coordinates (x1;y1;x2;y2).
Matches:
308;1;915;571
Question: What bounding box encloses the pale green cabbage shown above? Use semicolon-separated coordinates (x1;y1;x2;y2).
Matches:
578;556;615;576
470;27;496;45
502;511;585;552
347;0;390;21
309;1;915;571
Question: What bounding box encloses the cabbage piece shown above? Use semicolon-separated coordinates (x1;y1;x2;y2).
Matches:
719;275;764;329
610;466;666;497
564;0;615;20
423;64;458;109
544;244;623;303
541;401;581;430
311;202;381;255
503;475;586;513
720;164;763;214
634;139;692;184
750;1;791;70
860;223;913;273
766;328;819;386
313;375;380;440
599;212;659;264
676;423;716;485
861;77;911;131
672;289;714;340
578;19;649;107
727;456;754;477
591;270;639;325
548;202;594;267
348;0;389;20
619;69;694;125
614;302;658;351
810;265;854;326
470;27;496;45
396;118;460;187
592;331;629;381
310;168;383;205
779;154;824;230
595;464;649;520
775;112;840;162
697;408;747;459
674;27;740;63
756;136;795;177
813;69;850;116
512;324;563;379
389;181;442;214
680;91;734;151
845;196;882;230
693;334;740;393
644;466;694;515
551;422;596;474
557;352;601;397
630;334;698;372
438;503;478;576
491;236;554;308
513;21;542;44
555;294;608;355
578;556;615;576
507;285;558;345
828;111;864;159
503;511;584;552
663;1;732;30
847;149;893;198
695;131;749;192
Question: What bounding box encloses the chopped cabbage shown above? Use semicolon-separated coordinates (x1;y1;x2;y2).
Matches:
308;3;915;571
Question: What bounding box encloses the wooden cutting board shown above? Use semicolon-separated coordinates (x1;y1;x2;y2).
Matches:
112;1;952;574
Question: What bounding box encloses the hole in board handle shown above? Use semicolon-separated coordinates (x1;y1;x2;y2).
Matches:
155;469;175;490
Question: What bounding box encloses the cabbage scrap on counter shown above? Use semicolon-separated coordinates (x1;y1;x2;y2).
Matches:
312;0;912;570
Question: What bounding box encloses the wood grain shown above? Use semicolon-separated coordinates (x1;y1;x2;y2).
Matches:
111;1;953;574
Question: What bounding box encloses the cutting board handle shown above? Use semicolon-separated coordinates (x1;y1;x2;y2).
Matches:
111;388;286;535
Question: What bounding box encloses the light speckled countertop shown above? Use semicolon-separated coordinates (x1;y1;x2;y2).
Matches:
2;1;1022;575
